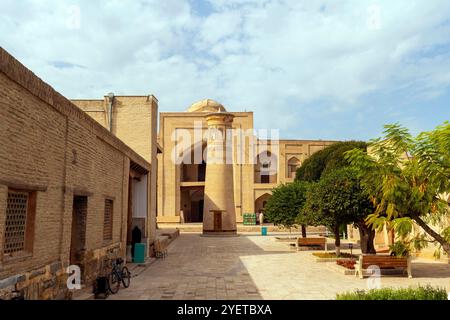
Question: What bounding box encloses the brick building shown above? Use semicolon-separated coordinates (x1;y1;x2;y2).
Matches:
71;94;161;243
0;47;157;299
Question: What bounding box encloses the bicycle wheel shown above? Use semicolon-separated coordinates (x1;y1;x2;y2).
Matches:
121;266;131;288
108;272;120;294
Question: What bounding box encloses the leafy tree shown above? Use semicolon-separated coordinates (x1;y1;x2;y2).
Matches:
264;181;309;236
295;141;366;182
302;168;375;255
295;140;376;253
346;122;450;258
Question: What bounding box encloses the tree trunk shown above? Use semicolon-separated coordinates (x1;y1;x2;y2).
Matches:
334;225;341;256
301;225;307;238
356;222;376;254
410;213;450;259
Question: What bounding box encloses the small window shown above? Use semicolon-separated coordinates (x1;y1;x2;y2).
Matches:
103;199;113;241
4;189;36;257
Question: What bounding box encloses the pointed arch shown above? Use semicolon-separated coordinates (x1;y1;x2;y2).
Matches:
254;151;278;183
287;156;301;178
255;193;272;213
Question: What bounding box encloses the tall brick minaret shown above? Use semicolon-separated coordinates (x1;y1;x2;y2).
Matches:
202;111;237;235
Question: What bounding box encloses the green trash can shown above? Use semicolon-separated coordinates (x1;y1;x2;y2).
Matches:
133;243;146;263
261;226;267;236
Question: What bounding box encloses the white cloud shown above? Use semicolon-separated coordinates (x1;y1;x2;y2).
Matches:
1;0;450;139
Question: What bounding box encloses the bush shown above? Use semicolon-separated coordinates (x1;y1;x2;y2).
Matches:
264;181;309;230
336;285;448;300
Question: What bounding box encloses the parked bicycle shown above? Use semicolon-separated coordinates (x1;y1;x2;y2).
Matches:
108;258;131;294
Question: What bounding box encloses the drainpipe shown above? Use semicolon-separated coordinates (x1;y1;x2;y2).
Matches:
107;92;114;132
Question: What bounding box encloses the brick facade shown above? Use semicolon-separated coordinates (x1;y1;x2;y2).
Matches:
72;95;159;247
0;47;153;299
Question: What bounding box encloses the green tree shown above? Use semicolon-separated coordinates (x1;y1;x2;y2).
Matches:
346;122;450;258
302;168;375;255
264;181;309;236
295;140;376;253
295;141;366;182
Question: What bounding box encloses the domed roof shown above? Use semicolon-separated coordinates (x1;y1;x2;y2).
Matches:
186;99;227;113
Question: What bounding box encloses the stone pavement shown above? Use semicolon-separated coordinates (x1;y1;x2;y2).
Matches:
109;233;450;300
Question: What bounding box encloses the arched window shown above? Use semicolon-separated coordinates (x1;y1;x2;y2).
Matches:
287;157;301;178
254;151;277;183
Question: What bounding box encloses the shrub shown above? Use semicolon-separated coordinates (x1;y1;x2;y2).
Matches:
264;181;309;231
336;259;356;269
336;285;448;300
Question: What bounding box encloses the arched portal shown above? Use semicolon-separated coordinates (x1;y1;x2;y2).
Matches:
180;187;204;223
255;193;272;215
179;141;207;223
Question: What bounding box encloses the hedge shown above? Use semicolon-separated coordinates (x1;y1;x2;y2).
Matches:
336;285;448;300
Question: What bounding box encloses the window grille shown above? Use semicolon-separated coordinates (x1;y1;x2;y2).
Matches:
4;191;29;254
103;199;113;240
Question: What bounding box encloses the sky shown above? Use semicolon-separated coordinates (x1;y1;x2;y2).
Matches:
1;0;450;141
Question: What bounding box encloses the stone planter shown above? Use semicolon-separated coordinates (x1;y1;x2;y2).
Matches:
315;257;355;263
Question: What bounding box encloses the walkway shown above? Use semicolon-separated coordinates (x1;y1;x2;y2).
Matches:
110;233;450;300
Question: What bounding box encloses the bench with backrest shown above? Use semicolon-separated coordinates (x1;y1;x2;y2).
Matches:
354;254;412;279
296;237;327;251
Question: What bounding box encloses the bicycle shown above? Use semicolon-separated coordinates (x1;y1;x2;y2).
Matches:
108;258;131;294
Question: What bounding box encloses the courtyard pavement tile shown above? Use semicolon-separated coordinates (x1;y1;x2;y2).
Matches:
109;233;450;300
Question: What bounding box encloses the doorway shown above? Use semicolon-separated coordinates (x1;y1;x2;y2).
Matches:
213;211;222;231
180;186;204;223
70;196;87;269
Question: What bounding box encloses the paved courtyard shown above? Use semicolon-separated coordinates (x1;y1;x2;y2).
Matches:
110;233;450;300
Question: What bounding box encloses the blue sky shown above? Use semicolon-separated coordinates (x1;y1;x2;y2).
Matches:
1;0;450;140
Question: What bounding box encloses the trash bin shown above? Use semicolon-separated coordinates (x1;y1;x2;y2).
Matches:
133;243;146;263
93;276;109;299
261;226;267;236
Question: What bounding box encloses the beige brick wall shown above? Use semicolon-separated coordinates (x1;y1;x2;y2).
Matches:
72;95;158;243
0;47;151;299
0;72;67;276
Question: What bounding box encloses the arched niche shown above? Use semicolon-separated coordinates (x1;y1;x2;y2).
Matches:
287;156;301;178
254;151;278;183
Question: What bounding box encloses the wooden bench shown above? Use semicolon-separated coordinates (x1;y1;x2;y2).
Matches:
355;254;412;279
296;237;327;251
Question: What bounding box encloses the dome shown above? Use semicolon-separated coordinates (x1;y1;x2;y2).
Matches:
186;99;227;113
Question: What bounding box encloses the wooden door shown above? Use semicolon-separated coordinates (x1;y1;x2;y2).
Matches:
213;211;222;231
